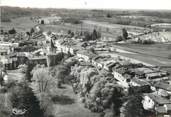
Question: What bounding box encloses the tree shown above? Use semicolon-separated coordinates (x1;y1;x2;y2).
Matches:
32;68;52;93
51;65;70;87
8;28;16;34
71;32;75;37
30;28;35;35
0;71;3;86
67;30;71;34
83;31;91;41
26;32;31;37
0;29;4;34
121;95;145;117
122;28;128;40
128;86;151;95
92;29;98;40
25;62;34;82
106;13;112;18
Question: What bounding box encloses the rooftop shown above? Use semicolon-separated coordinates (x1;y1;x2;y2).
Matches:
146;93;171;105
154;82;171;91
155;106;167;114
131;78;150;86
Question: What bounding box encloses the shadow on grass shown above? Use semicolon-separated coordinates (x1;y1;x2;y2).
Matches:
51;95;75;105
0;110;11;117
58;85;66;89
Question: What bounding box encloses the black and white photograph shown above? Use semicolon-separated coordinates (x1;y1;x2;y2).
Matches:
0;0;171;117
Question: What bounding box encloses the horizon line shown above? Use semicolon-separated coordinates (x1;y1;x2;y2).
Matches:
1;5;171;11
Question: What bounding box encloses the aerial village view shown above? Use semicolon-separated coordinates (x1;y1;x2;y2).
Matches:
0;0;171;117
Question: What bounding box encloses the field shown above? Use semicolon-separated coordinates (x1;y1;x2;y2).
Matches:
1;16;149;40
1;17;37;32
113;43;171;75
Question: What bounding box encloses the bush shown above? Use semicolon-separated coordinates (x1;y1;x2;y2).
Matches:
142;40;155;44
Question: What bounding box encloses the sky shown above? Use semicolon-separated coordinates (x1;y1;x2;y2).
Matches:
1;0;171;10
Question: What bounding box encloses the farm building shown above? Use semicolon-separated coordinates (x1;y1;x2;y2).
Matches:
37;16;62;24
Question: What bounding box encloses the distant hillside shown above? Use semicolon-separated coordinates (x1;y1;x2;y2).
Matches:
1;6;171;27
1;6;50;22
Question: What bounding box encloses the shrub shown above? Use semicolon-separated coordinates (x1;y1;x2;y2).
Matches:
142;39;155;44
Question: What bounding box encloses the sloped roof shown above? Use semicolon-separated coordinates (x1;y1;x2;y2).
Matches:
155;106;167;114
131;78;150;86
154;82;171;91
146;93;171;105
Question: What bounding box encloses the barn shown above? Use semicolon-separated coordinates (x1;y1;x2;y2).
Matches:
38;16;62;24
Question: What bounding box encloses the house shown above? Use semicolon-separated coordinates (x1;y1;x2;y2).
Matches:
0;55;18;70
143;93;171;117
147;93;171;106
164;104;171;113
146;72;169;81
130;78;150;87
153;82;171;94
103;61;117;72
135;67;169;81
0;42;14;55
92;55;112;69
112;71;130;88
28;56;47;66
0;49;8;56
143;93;171;116
77;50;96;62
155;105;171;117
